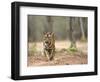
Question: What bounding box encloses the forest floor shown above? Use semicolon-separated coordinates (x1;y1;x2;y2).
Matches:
28;41;87;66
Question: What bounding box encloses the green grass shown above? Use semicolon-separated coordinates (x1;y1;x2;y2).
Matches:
28;43;37;56
59;47;78;55
68;47;77;51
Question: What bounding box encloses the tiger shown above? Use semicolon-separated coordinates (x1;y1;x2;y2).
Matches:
43;32;55;61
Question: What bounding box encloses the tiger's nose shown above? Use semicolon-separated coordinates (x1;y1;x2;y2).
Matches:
45;41;48;43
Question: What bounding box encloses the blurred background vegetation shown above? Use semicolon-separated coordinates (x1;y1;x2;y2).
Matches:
28;15;87;43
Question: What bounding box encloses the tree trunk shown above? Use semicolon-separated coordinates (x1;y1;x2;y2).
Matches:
69;17;76;49
79;18;86;41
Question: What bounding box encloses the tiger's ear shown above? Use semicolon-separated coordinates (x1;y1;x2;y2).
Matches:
47;32;51;34
43;32;46;35
51;32;55;38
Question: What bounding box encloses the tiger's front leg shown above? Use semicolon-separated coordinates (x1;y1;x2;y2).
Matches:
44;50;50;60
50;49;55;60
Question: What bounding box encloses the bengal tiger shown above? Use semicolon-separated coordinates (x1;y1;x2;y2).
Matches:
43;32;55;60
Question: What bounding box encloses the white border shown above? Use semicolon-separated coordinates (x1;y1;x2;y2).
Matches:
20;6;94;76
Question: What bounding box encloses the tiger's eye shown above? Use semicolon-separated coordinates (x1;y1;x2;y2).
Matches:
48;34;51;37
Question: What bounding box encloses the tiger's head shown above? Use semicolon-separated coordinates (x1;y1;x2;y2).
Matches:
43;32;55;49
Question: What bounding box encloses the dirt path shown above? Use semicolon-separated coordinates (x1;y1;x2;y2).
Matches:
28;50;87;66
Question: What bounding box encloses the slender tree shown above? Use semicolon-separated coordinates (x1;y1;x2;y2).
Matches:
69;17;77;51
79;17;86;41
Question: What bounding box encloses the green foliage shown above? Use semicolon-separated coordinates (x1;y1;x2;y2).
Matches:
69;47;77;52
67;47;78;54
31;44;37;52
28;43;37;56
60;47;78;53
